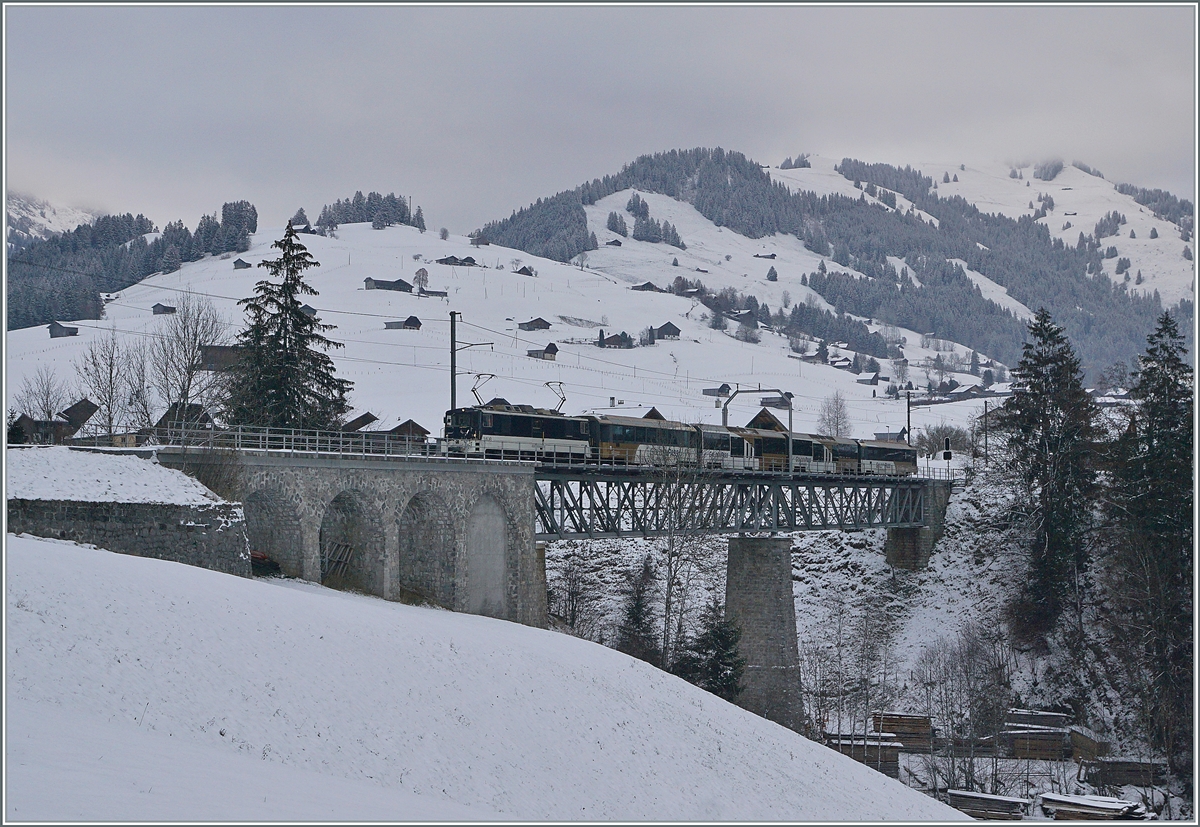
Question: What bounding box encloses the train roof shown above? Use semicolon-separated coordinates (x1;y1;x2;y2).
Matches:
593;413;696;431
857;438;917;450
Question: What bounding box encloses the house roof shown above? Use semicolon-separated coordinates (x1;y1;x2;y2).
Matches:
390;419;431;437
57;398;99;430
341;412;379;432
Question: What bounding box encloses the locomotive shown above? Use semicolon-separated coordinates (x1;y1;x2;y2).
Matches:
442;398;918;476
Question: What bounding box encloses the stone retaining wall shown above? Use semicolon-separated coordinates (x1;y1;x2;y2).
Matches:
6;498;250;577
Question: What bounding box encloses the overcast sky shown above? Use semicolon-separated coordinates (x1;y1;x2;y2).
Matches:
5;5;1196;233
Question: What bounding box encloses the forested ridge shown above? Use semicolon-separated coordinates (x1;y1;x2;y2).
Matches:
479;147;1190;376
7;201;257;331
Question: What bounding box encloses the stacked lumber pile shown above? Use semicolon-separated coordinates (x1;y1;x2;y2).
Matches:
1039;793;1150;820
871;711;934;751
1068;725;1110;761
1006;708;1072;728
947;789;1030;820
1003;726;1073;760
824;733;903;778
1082;759;1168;787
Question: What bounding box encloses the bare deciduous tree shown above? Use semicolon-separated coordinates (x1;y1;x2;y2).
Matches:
150;293;228;423
14;365;73;421
74;327;127;436
123;338;157;429
818;391;850;437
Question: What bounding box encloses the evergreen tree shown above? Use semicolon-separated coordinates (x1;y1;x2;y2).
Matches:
614;555;660;665
766;265;778;282
372;211;387;230
1150;227;1159;239
969;350;980;376
1104;312;1193;773
224;222;351;430
291;207;309;227
993;308;1099;638
607;211;628;237
160;243;182;274
670;597;746;701
413;206;426;233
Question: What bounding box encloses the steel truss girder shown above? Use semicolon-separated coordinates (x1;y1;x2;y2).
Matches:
533;472;927;540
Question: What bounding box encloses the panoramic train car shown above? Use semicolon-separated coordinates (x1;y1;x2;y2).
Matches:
811;435;863;475
856;439;919;476
696;424;755;470
442;400;591;461
591;413;698;465
789;433;839;475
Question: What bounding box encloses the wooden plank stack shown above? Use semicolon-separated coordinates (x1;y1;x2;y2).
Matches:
1068;725;1110;761
1082;759;1168;787
1006;708;1072;728
947;789;1030;820
1004;726;1073;760
1039;793;1149;820
871;711;934;751
825;734;903;778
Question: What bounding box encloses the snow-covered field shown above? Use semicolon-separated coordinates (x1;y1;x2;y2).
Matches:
5;532;964;821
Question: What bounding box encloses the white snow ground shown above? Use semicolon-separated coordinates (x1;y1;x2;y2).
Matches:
6;445;222;504
5;533;965;822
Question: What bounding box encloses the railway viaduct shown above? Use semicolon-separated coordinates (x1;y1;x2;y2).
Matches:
156;445;953;734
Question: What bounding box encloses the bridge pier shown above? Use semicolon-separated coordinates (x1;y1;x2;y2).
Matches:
884;480;953;570
724;536;804;732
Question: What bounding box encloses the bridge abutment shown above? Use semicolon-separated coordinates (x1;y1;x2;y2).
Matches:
725;536;804;732
884;480;953;570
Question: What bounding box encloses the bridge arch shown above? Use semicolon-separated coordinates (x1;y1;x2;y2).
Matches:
243;489;304;578
465;495;511;619
319;489;383;595
396;491;456;607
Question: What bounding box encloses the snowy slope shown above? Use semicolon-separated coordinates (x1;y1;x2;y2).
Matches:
5;533;965;821
6;191;101;250
4;217;995;443
6;445;222;504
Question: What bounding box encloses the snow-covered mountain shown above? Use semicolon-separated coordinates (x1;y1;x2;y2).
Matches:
6;191;102;251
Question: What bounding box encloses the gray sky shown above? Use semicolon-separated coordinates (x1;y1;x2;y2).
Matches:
5;5;1196;234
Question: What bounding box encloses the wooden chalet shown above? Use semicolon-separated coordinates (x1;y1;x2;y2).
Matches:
873;428;909;443
155;403;213;429
856;372;881;385
300;304;318;317
753;252;777;259
199;344;242;372
152;302;176;315
233;258;252;269
435;255;476;267
526;343;558;361
702;383;732;398
341;412;379;432
655;322;681;339
58;398;100;432
518;317;552;331
631;281;660;292
384;316;422;330
596;330;633;349
515;265;534;276
389;419;430;439
364;276;414;292
11;414;74;444
746;408;787;431
946;790;1029;820
48;321;78;338
605;238;622;246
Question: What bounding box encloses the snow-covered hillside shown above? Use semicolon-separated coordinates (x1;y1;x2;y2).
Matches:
4;214;994;443
6;191;101;250
774;156;1195;307
5;533;964;821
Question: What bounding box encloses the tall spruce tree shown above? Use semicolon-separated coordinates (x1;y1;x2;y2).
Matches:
670;597;746;701
224;222;351;429
615;555;660;665
994;308;1099;638
1104;312;1193;773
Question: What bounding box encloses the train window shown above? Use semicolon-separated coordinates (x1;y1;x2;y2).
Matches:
481;413;492;428
580;421;589;435
731;438;745;457
704;432;729;451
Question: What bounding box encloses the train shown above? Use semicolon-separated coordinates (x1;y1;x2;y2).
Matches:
442;399;918;476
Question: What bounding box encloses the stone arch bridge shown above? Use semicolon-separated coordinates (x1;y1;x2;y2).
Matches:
159;449;545;627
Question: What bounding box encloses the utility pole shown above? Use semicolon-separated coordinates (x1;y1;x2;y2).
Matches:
450;311;458;411
983;400;988;464
449;311;492;413
906;392;912;446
